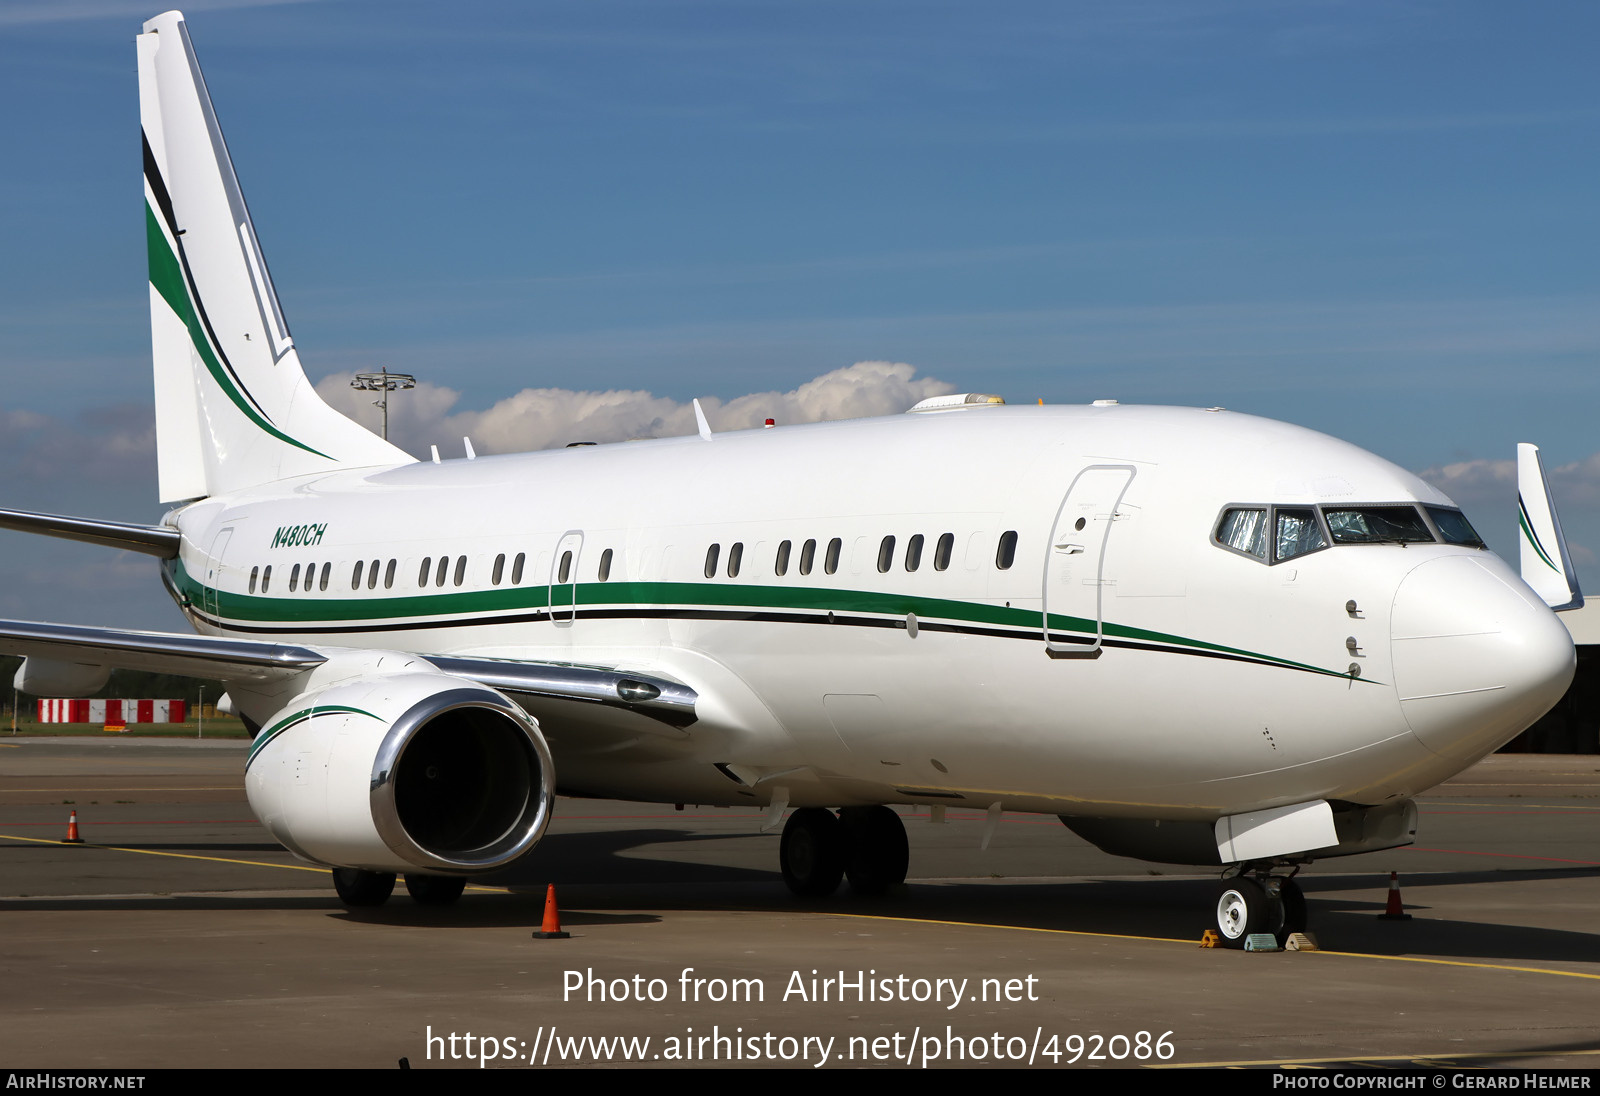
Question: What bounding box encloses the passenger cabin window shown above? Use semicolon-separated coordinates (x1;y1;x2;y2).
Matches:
492;554;505;586
249;566;259;594
351;561;364;589
775;540;791;577
512;552;526;584
825;538;842;575
319;562;331;591
1217;509;1268;560
877;535;895;573
261;565;272;592
289;564;301;592
558;551;572;584
996;530;1018;570
384;559;396;589
905;534;923;572
727;542;743;578
436;556;449;587
799;539;816;576
704;544;720;579
419;557;432;586
453;556;466;587
598;548;613;581
934;533;954;571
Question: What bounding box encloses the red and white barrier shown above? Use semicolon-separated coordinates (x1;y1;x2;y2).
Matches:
37;699;187;723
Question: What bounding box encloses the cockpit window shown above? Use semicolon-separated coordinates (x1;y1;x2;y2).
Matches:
1426;506;1486;548
1274;508;1327;562
1213;501;1471;565
1324;506;1434;544
1216;509;1267;559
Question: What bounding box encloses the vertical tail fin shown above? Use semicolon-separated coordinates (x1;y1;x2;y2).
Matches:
138;11;412;502
1517;442;1583;612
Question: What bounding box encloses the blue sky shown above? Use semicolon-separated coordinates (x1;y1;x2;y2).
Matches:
1;0;1598;628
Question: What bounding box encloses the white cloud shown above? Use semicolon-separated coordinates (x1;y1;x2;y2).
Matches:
1419;453;1600;515
1415;457;1516;512
313;361;956;457
0;403;154;487
1417;453;1600;570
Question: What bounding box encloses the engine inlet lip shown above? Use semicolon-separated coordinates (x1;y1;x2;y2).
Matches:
369;687;555;873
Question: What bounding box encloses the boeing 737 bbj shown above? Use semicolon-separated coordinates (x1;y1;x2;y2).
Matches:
0;11;1578;946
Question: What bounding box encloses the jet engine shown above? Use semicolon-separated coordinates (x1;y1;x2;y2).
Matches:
244;671;554;875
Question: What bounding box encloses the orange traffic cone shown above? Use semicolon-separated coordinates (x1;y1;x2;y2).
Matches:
63;810;83;844
1377;871;1411;921
533;884;570;939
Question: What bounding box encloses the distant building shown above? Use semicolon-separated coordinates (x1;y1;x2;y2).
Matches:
1504;601;1600;753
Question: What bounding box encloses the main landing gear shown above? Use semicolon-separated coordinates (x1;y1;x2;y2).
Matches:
332;868;395;907
780;806;910;899
331;868;467;908
1214;870;1306;948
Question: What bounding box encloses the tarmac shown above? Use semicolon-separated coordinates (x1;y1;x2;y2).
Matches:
2;737;1598;1070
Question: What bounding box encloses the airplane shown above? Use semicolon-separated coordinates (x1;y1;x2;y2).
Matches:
0;10;1579;947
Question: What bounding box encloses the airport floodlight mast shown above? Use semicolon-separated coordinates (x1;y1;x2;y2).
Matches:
349;368;417;442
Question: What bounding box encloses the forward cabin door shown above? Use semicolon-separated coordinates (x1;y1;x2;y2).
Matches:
549;531;584;627
1042;466;1135;658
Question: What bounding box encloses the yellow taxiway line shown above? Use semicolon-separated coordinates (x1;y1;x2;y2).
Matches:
809;911;1600;982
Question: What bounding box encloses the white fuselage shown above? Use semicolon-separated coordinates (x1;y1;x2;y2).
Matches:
164;403;1575;823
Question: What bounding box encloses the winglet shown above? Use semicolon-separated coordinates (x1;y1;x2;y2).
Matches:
1517;443;1583;611
693;399;713;441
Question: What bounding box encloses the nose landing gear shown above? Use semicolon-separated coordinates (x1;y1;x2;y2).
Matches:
1215;871;1305;948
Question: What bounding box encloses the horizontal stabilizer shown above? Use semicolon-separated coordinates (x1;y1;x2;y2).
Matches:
1517;442;1583;612
0;508;181;559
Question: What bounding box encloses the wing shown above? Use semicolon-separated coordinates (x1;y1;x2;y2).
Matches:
0;619;697;729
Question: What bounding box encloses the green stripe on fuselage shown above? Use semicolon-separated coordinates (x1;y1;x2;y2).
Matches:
170;559;1366;683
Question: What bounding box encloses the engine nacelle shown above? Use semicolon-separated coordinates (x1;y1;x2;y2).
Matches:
245;671;555;875
14;656;111;698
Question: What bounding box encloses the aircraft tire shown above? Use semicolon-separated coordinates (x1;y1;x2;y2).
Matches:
405;873;467;905
1215;877;1272;948
332;868;397;907
781;808;845;898
840;805;909;896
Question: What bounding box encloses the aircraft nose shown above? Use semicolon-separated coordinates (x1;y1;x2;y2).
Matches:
1390;555;1575;763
